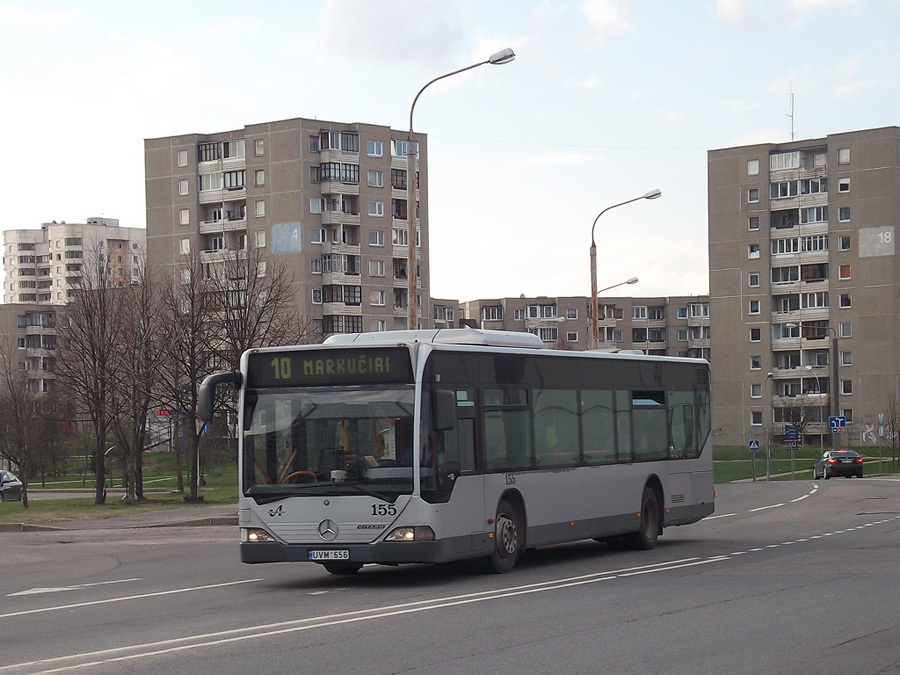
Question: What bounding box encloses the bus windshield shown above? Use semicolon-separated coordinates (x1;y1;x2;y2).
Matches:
242;384;417;502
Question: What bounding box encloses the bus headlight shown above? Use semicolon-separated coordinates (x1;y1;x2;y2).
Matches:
243;528;276;543
385;526;435;542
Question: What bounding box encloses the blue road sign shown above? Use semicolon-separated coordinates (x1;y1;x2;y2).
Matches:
783;424;801;440
749;439;760;452
829;416;846;432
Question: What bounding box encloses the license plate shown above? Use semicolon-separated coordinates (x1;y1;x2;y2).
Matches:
309;550;349;561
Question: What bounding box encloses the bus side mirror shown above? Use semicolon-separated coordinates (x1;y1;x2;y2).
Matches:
432;389;457;432
198;372;243;422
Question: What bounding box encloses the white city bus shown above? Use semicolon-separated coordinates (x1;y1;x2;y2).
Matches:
199;328;714;574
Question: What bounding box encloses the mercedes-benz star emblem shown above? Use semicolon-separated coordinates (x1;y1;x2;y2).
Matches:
317;519;339;541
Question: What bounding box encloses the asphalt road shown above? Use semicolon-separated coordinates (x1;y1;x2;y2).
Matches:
2;478;899;674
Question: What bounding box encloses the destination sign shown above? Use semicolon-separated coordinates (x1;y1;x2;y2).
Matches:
246;347;413;387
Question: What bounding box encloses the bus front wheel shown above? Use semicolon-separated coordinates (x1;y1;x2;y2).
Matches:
487;499;521;573
624;486;661;551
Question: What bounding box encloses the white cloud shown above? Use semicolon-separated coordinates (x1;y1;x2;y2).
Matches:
506;152;604;169
712;0;747;24
579;0;632;42
566;74;601;89
832;78;893;99
788;0;860;13
0;4;79;28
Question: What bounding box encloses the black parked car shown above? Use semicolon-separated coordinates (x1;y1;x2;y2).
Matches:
0;470;23;501
813;450;863;479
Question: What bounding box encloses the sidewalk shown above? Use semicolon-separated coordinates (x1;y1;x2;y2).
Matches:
0;502;238;532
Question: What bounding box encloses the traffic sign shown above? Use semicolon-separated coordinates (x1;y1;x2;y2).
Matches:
749;439;760;452
829;416;846;433
783;424;801;441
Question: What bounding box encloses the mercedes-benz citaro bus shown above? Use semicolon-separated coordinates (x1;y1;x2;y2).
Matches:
198;328;714;575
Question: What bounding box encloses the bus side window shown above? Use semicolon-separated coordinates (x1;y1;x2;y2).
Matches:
582;389;615;465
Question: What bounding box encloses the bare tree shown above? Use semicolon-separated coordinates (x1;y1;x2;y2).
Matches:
55;245;122;505
879;399;900;473
0;328;43;508
157;247;315;501
107;251;165;500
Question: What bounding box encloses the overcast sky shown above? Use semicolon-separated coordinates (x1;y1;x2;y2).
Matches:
1;0;897;300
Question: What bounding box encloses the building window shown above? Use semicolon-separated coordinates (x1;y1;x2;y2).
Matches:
750;383;762;398
391;169;408;190
750;328;761;342
748;244;760;259
254;170;265;187
179;238;190;255
368;260;385;277
254;231;266;248
841;380;853;395
392;228;409;246
481;306;503;321
800;206;828;224
199;173;223;192
747;188;759;203
837;147;850;164
311;228;326;244
254;200;265;217
838;178;850;192
632;306;647;320
677;329;688;341
770;151;800;171
309;135;319;152
839;235;851;251
840;293;851;308
178;179;189;196
310;197;326;214
566;308;578;319
751;411;762;426
841;408;853;424
840;321;851;337
839;264;851;280
747;159;759;175
748;216;759;231
369;230;384;247
750;355;761;370
370;290;386;306
840;351;852;366
341;132;359;154
367;140;383;157
748;272;760;287
838;207;851;222
368;170;383;187
254;139;264;156
566;331;578;342
179;209;189;226
368;200;384;217
312;288;323;304
177;149;188;167
748;300;760;314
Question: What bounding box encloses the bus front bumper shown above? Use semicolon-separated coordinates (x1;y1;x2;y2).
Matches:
240;536;485;565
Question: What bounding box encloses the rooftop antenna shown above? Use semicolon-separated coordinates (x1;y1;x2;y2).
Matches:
786;82;795;141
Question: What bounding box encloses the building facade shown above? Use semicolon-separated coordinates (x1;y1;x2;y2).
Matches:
144;117;430;337
2;218;144;305
708;126;900;448
459;295;709;355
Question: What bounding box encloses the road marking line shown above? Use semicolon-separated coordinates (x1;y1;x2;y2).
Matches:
8;578;141;597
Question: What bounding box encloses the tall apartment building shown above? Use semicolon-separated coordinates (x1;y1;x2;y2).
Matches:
708;126;900;448
144;117;430;337
2;218;145;305
459;295;709;355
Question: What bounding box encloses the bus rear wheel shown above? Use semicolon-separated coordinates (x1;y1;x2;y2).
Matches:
624;486;661;551
487;499;521;573
322;562;363;575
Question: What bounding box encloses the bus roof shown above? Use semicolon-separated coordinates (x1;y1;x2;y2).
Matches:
323;328;544;349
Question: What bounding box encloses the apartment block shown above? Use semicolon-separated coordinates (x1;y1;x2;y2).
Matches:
0;303;58;394
144;117;430;337
459;295;709;354
2;218;145;305
708;126;900;448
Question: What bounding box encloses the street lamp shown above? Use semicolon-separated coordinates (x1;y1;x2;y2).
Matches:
598;277;639;295
806;365;824;455
765;371;774;481
590;190;661;349
406;48;516;329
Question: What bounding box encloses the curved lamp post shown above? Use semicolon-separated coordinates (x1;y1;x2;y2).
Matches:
590;190;661;349
406;48;516;329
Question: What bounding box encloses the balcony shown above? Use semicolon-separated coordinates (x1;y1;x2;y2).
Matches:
321;210;360;226
199;217;247;234
199;248;248;265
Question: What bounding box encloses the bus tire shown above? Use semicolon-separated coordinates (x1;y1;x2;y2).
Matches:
322;562;363;575
624;486;660;551
487;499;521;573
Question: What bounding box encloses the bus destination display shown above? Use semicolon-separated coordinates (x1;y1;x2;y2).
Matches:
246;347;413;387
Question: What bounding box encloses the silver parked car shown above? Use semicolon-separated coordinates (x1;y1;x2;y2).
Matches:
0;470;23;501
